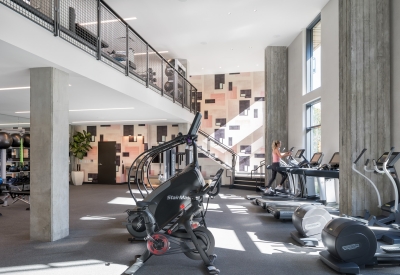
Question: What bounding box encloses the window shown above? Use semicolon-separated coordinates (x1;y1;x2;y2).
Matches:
306;100;321;159
306;15;321;92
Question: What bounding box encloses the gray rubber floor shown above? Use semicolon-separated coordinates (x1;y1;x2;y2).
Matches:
0;184;399;275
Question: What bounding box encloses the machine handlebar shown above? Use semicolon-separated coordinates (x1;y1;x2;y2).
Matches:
354;149;367;164
365;159;370;166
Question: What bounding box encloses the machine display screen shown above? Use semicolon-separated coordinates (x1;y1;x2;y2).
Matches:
329;153;340;166
377;153;398;165
295;149;305;158
187;112;202;136
310;153;322;164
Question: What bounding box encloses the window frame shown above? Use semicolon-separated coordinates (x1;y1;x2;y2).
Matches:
306;14;321;93
306;99;321;159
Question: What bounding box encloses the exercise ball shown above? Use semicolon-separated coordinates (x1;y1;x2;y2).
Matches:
165;67;174;77
11;133;21;147
0;132;12;149
22;134;30;147
164;81;174;92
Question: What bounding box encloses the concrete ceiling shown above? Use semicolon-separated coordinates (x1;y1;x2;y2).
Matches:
0;40;189;126
106;0;329;75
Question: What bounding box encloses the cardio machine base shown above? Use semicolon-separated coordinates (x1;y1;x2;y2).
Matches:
319;250;363;274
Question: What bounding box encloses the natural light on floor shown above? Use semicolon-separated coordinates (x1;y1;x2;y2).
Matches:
208;228;245;251
203;203;223;212
80;215;116;221
227;204;248;215
126;189;152;194
218;193;245;200
0;260;128;274
107;197;141;205
247;232;322;256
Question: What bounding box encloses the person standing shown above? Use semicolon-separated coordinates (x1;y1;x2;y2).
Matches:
265;140;291;194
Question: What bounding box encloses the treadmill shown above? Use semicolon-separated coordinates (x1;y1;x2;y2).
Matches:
262;153;341;220
254;151;324;208
247;148;304;201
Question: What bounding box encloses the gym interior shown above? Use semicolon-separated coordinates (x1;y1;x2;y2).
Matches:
1;0;400;274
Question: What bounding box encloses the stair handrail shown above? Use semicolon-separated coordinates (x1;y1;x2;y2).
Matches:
198;129;237;156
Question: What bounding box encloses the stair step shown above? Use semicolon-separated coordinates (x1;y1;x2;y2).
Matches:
234;180;260;186
231;184;258;191
235;177;264;182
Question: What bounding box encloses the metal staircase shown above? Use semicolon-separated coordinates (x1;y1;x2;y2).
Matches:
197;129;236;186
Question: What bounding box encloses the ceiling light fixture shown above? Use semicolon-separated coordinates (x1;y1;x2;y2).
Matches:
69;107;135;112
15;107;135;114
228;12;231;15
79;17;137;26
0;123;30;126
69;84;72;87
72;119;167;124
0;86;30;91
254;9;257;12
134;51;168;56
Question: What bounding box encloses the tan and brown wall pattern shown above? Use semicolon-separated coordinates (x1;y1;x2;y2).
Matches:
190;71;265;177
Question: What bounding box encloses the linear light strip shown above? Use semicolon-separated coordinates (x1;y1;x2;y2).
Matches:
72;119;167;123
0;86;30;91
134;51;168;56
0;123;30;126
79;17;137;26
16;107;136;114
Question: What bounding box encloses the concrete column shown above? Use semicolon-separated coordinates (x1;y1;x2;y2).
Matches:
1;149;6;180
30;67;70;241
265;46;288;186
339;0;390;216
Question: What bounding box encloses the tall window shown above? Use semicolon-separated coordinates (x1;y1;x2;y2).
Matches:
306;15;321;92
306;100;321;158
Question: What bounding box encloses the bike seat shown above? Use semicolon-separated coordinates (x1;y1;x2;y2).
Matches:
137;201;157;208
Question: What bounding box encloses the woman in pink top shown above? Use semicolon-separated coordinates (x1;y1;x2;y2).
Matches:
265;140;291;192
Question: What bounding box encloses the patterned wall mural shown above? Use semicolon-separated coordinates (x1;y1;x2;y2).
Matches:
73;124;180;183
190;71;265;176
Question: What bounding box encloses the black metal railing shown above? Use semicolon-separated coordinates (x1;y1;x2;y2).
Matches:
197;129;237;186
251;160;266;188
1;0;197;113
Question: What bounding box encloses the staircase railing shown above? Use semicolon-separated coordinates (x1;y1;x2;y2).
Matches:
198;129;237;186
251;160;266;189
1;0;198;113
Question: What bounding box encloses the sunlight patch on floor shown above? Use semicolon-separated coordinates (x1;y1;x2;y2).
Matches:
107;197;142;205
80;215;116;221
208;227;245;251
0;260;128;274
218;193;245;200
247;232;307;255
227;204;248;215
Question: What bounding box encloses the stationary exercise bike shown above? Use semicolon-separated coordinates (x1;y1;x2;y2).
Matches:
124;112;222;275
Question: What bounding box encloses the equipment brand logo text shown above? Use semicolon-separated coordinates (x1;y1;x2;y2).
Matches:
305;222;321;230
167;195;190;200
342;244;360;251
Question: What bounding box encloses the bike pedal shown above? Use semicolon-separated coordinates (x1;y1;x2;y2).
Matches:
207;265;220;274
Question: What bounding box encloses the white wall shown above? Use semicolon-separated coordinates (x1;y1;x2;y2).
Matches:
391;0;400;171
288;0;339;162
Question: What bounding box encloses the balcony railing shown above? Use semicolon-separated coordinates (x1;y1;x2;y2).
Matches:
1;0;197;113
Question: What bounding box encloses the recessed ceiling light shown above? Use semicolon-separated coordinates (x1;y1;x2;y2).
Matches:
230;48;233;50
0;86;30;91
254;9;257;12
79;17;137;26
72;119;167;124
228;12;231;15
69;84;72;87
219;67;222;68
237;65;240;67
202;68;204;70
15;111;30;114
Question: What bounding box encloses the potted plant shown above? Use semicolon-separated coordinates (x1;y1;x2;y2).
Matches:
70;130;92;185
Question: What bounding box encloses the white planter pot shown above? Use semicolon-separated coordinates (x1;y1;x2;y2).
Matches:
71;171;84;186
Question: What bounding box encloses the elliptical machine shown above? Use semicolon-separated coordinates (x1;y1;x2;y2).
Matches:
123;112;222;275
319;148;400;274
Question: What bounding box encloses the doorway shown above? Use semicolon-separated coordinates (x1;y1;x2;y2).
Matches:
98;141;116;184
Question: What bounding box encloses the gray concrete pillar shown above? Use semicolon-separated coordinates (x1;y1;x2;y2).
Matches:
30;67;70;241
265;46;288;186
339;0;390;216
